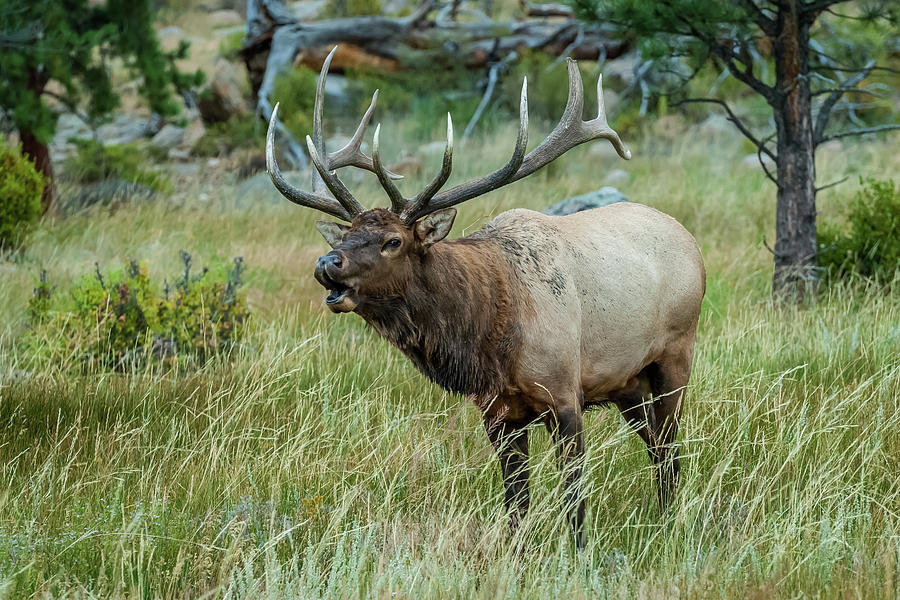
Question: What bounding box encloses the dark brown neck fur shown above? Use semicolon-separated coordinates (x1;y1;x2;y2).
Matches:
355;236;521;397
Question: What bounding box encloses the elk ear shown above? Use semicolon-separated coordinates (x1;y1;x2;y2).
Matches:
315;221;349;248
414;208;456;248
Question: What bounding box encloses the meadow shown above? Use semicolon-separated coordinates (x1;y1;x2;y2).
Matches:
1;121;899;598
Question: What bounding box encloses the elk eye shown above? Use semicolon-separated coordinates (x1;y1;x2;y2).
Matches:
382;238;402;251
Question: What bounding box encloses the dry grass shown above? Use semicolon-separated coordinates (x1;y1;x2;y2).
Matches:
1;124;899;598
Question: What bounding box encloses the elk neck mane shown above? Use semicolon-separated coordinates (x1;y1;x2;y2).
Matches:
355;233;525;398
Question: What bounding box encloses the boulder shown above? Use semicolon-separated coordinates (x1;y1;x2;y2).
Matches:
543;187;629;216
198;59;249;124
151;124;186;150
96;113;148;146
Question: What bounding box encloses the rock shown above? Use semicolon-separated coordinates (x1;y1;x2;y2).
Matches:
543;187;629;216
96;113;148;146
151;124;186;150
602;52;639;88
208;9;243;27
59;179;157;215
741;153;775;171
291;0;325;21
603;168;631;187
198;60;249;124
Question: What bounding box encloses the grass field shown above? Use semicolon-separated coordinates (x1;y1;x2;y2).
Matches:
1;125;899;598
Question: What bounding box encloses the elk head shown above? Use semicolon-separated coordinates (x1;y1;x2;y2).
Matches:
266;46;631;313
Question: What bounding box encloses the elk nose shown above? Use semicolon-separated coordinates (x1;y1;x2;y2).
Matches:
316;251;343;273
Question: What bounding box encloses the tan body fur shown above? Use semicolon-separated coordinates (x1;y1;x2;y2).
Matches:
471;202;705;422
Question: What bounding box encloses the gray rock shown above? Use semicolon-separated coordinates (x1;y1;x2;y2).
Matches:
151;124;186;150
603;168;631;187
198;59;249;124
60;179;157;215
601;52;639;88
96;113;147;146
543;187;629;216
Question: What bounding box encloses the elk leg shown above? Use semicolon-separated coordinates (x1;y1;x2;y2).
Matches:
483;418;530;532
550;407;586;549
648;344;692;509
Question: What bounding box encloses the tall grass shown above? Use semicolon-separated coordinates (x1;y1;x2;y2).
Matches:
1;126;899;598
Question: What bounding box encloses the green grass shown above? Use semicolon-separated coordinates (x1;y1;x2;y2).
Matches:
1;124;899;598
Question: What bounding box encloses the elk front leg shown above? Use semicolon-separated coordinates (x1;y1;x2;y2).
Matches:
483;418;530;532
552;407;586;549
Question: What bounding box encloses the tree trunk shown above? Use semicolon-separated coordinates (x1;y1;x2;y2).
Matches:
20;130;53;215
771;3;817;300
22;67;54;214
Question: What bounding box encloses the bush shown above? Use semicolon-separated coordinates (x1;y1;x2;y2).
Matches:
64;139;173;193
818;177;900;283
26;252;249;370
272;66;318;141
0;143;45;248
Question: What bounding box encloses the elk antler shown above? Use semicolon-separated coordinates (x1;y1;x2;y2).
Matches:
268;47;630;225
266;46;401;222
399;58;630;223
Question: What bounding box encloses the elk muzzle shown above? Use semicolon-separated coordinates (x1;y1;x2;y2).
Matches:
314;251;359;313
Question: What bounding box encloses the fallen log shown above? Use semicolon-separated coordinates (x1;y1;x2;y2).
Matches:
241;0;627;167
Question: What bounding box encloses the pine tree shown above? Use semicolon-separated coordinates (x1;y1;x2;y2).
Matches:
0;0;204;212
573;0;900;300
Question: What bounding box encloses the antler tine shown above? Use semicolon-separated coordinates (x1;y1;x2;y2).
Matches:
327;90;403;179
266;103;352;221
416;59;630;219
401;114;454;224
372;124;408;213
306;135;367;217
409;77;529;220
310;46;337;195
593;73;631;160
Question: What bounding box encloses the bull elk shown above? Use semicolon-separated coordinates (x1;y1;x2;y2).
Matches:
267;47;705;547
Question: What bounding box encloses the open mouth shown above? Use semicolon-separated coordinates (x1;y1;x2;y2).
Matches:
325;282;350;305
315;268;358;312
